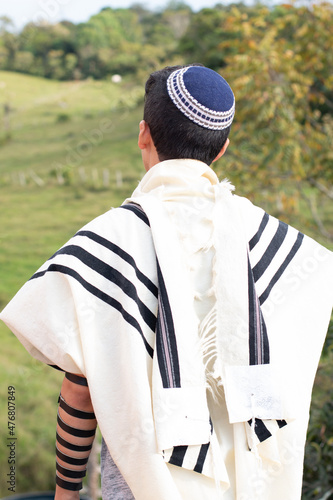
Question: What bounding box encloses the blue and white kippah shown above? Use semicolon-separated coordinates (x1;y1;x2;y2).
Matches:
167;66;235;131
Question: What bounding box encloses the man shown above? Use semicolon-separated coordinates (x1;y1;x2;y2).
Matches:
1;65;333;500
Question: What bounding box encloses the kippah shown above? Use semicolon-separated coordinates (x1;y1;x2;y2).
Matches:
167;66;235;130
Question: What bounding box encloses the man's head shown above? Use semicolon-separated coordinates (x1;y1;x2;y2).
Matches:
141;64;235;167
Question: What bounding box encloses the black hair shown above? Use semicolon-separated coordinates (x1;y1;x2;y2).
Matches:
143;64;231;166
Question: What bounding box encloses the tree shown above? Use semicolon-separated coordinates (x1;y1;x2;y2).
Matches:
12;51;34;73
160;2;192;40
211;3;333;239
0;16;18;70
178;8;228;69
303;319;333;499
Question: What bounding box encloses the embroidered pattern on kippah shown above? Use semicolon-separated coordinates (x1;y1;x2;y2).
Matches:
167;67;235;131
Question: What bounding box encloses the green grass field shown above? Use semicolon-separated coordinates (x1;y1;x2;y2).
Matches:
0;71;145;297
0;71;332;497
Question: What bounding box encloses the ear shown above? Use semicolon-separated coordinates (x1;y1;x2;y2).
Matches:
138;120;151;150
212;138;230;163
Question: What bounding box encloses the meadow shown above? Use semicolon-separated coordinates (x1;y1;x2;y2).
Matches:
0;70;332;497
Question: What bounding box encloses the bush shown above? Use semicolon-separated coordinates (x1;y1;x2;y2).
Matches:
56;113;70;123
302;319;333;500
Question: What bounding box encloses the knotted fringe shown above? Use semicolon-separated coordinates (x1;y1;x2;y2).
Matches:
198;305;223;403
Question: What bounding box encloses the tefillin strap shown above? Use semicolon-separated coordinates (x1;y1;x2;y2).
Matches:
65;372;89;386
58;394;95;420
56;375;96;492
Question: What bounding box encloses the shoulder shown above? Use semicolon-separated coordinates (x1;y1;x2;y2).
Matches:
231;194;268;242
81;204;151;236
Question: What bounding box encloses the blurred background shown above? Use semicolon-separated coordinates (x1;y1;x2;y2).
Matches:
0;0;332;498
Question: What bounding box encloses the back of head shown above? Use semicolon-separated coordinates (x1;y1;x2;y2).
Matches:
143;64;235;166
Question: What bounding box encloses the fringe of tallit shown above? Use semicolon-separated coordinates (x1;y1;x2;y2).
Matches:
198;305;224;403
195;205;223;403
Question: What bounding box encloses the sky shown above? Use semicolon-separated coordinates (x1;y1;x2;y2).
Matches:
0;0;225;31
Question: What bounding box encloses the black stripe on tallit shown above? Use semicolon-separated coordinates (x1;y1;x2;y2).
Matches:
51;245;156;332
260;314;270;364
252;220;288;282
247;418;272;442
120;203;150;226
193;443;210;474
168;445;188;467
249;212;269;250
31;264;154;358
156;260;181;388
248;260;258;365
277;419;287;428
193;417;213;473
259;232;304;305
76;230;158;298
248;258;270;365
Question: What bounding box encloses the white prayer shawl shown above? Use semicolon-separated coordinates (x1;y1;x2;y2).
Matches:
1;159;333;500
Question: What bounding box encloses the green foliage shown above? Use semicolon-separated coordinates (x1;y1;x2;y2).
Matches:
210;2;333;239
303;399;333;499
0;5;188;80
56;112;70;123
322;319;333;357
303;320;333;499
178;8;229;69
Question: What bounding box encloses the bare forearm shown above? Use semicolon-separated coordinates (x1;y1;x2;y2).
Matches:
55;373;97;500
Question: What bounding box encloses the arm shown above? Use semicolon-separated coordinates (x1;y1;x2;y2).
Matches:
55;373;97;500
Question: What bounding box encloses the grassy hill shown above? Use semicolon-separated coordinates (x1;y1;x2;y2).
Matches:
0;71;146;299
0;71;145;176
